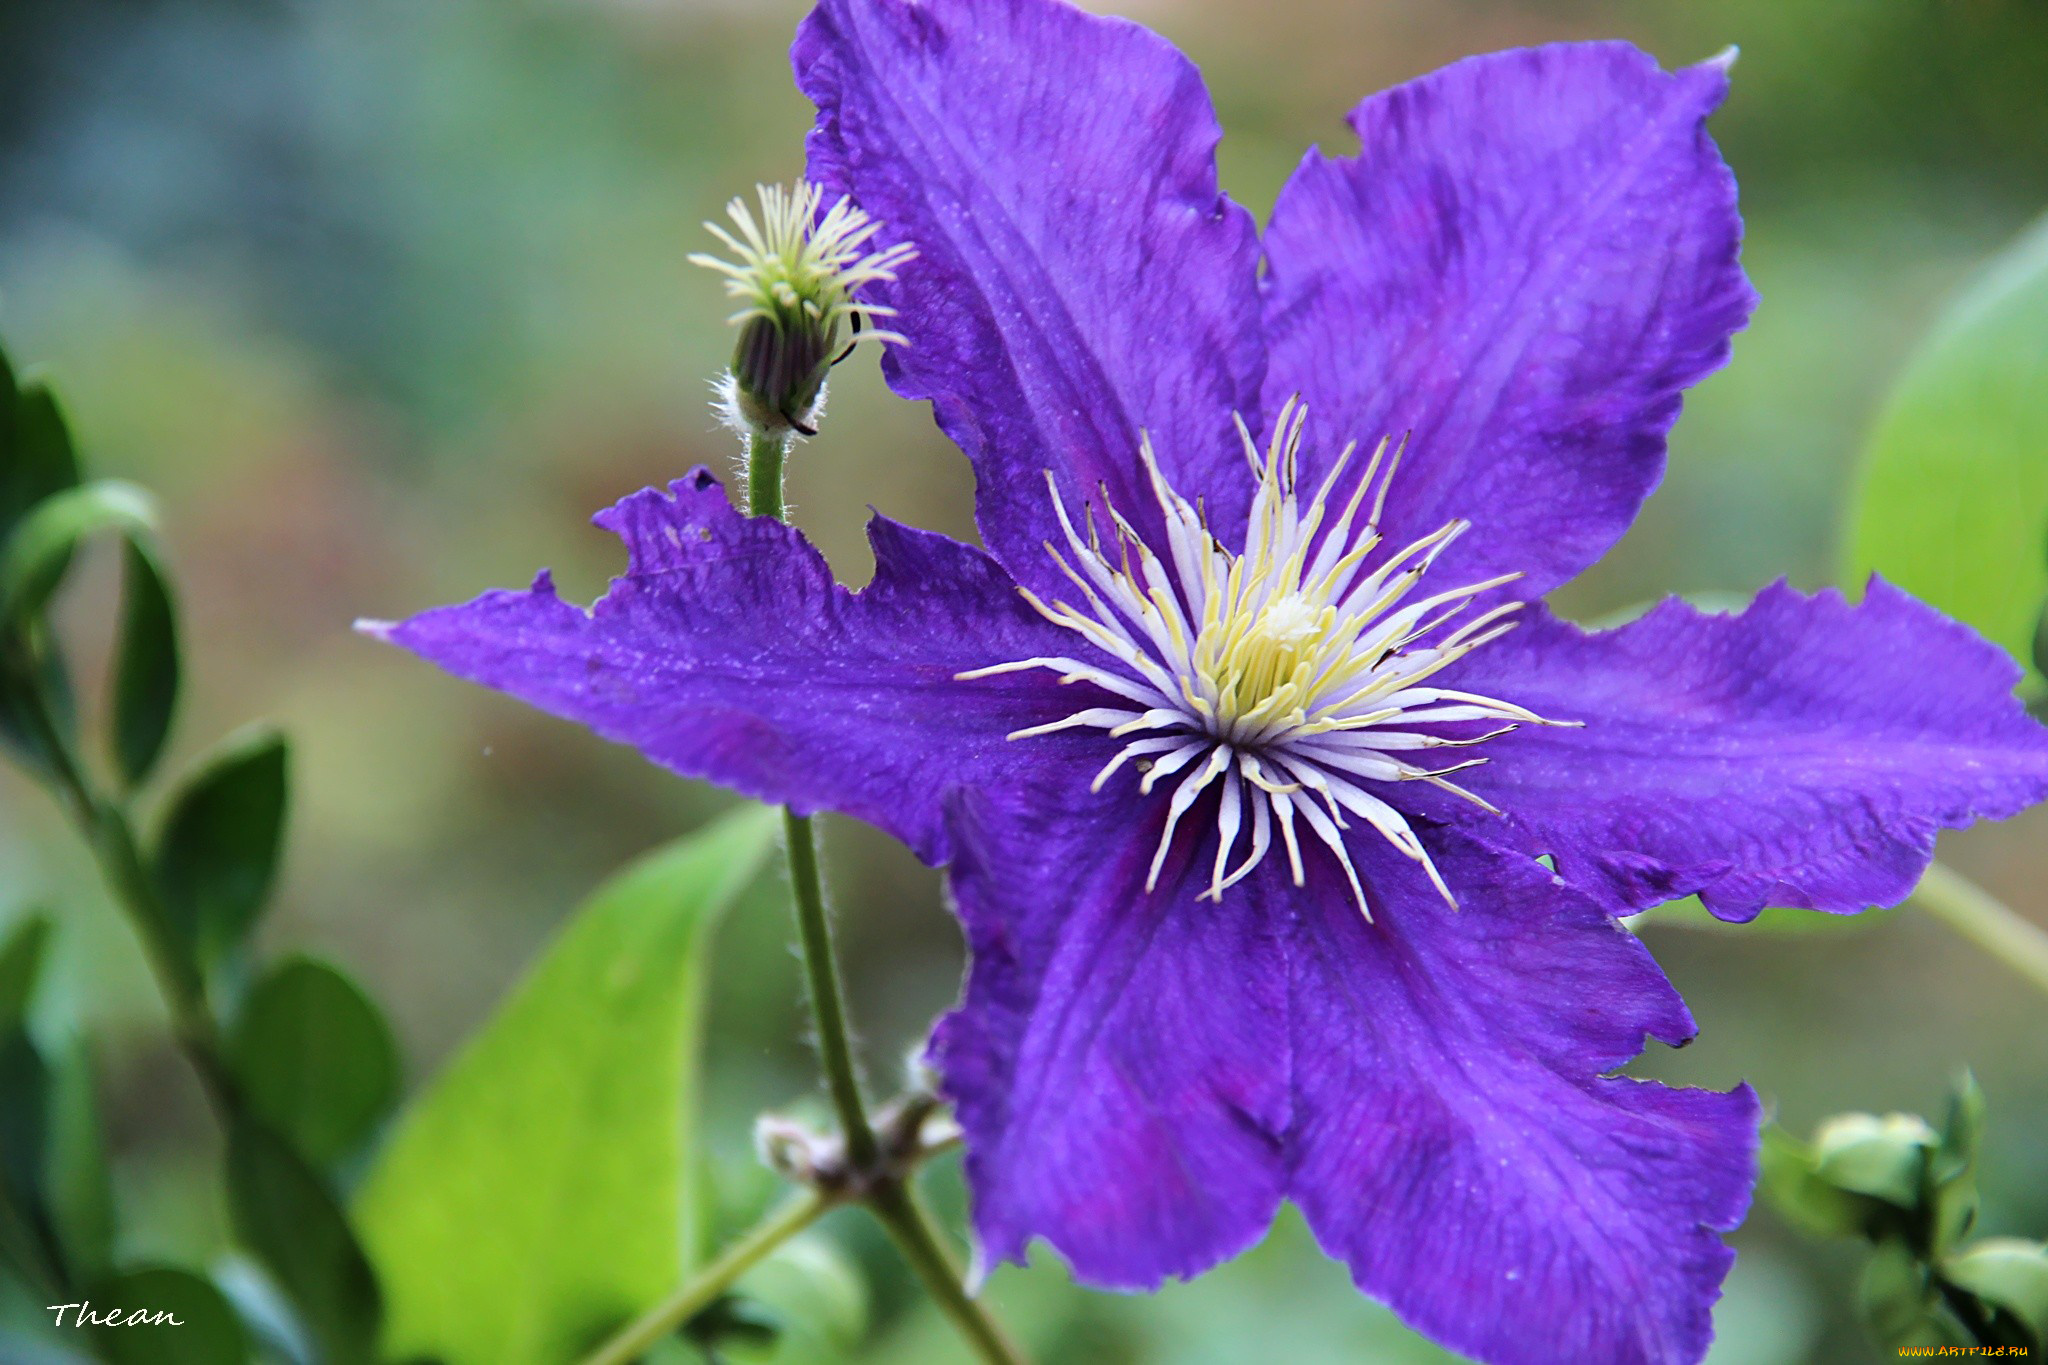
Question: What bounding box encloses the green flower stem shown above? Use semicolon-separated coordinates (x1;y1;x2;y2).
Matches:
7;635;234;1112
578;1189;836;1365
1913;860;2048;1000
870;1179;1030;1365
742;430;1028;1365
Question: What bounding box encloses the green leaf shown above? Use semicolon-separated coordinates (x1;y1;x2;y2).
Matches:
0;912;52;1033
84;1265;251;1365
1860;1238;1936;1347
1758;1124;1878;1239
1944;1239;2048;1345
0;480;157;626
0;362;84;543
228;956;400;1171
355;805;779;1365
0;1030;60;1297
1935;1070;1986;1185
154;728;289;969
110;537;181;789
1814;1112;1937;1209
226;1118;382;1365
45;1038;115;1287
725;1234;868;1359
0;914;64;1295
1844;213;2048;679
0;621;78;779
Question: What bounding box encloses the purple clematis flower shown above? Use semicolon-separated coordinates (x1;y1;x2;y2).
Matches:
365;1;2048;1361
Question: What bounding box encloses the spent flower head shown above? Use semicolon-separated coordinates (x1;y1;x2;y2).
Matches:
690;181;915;440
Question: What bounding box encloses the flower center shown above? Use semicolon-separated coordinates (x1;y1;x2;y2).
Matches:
959;400;1571;917
1204;591;1325;741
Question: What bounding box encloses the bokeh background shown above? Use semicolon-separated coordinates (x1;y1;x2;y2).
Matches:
3;0;2046;1360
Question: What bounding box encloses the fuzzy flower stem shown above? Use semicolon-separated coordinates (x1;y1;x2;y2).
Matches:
746;430;878;1171
741;430;1026;1365
1912;860;2048;1001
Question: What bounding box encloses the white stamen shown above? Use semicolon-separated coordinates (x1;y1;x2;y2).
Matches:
958;399;1575;916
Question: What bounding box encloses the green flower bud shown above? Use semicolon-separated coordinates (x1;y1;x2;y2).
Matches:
690;183;915;441
1813;1111;1938;1210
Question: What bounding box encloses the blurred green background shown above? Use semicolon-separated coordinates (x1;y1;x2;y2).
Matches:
2;0;2046;1360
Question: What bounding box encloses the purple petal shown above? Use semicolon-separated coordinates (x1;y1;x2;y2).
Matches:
370;470;1092;864
1436;581;2048;918
932;779;1288;1288
795;0;1265;590
1289;830;1757;1365
1261;43;1754;597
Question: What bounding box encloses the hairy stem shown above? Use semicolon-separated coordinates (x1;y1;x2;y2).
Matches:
578;1190;835;1365
746;431;877;1169
741;429;1027;1365
1913;860;2048;1001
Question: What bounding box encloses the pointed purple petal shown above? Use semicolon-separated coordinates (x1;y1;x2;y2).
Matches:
932;780;1288;1288
1262;42;1753;596
1290;830;1757;1365
374;470;1091;864
1436;581;2048;918
795;0;1265;590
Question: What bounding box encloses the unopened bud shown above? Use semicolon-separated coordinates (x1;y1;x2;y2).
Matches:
690;182;915;441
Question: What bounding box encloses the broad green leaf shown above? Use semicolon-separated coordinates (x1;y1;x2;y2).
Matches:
85;1265;251;1365
1844;213;2048;679
0;480;157;625
110;537;181;789
226;1118;382;1365
154;728;289;969
0;358;83;542
228;956;400;1171
355;805;778;1365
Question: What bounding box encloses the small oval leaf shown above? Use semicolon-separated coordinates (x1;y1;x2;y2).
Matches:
85;1265;251;1365
45;1038;114;1288
0;913;52;1034
228;957;400;1171
227;1118;382;1365
0;481;157;626
0;361;84;542
110;537;181;789
154;728;289;970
